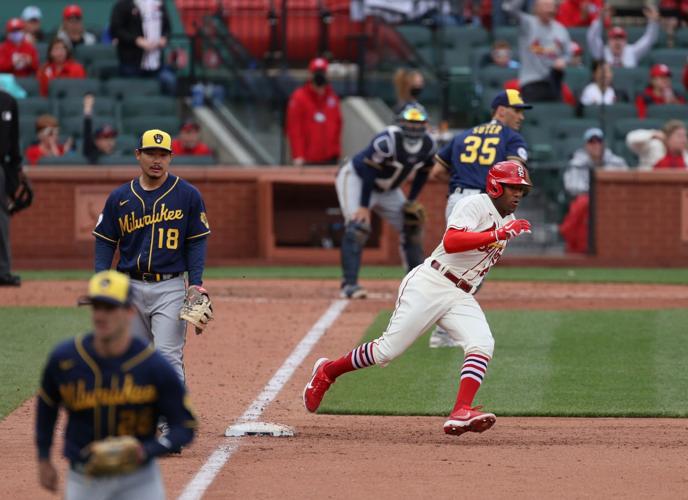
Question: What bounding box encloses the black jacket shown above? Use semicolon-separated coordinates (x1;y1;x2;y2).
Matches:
0;90;21;196
110;0;171;68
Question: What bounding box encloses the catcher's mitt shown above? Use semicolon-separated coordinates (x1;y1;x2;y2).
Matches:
83;436;144;477
180;285;213;333
403;200;426;226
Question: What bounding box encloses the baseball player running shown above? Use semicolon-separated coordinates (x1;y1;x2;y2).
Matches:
305;161;532;436
36;270;197;499
337;103;437;299
427;89;531;348
93;129;214;385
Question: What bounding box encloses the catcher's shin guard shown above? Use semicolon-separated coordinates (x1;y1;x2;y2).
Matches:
341;221;370;286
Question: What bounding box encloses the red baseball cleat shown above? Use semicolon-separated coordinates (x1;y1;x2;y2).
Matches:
303;358;333;413
443;406;496;436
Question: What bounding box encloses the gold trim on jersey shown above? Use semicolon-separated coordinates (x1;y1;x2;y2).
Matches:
74;335;103;440
121;345;155;372
38;388;55;407
186;230;211;240
129;180;146;211
92;230;118;244
434;154;450;170
147;177;180;272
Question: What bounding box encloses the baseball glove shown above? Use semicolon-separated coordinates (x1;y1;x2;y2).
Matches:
83;436;144;477
403;201;426;226
180;285;213;334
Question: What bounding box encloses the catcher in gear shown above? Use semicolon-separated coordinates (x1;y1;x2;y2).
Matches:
335;103;437;299
36;271;197;498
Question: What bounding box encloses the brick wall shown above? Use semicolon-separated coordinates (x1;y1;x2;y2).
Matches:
595;170;688;266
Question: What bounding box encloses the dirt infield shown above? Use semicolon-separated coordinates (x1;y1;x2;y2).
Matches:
1;279;687;499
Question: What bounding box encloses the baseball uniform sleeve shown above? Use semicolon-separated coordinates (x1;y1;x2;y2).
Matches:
434;137;454;171
447;197;482;232
93;194;120;244
505;131;529;164
35;352;62;459
186;189;211;241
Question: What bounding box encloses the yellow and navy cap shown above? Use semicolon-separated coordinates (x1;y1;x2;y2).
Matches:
491;89;532;110
78;270;132;307
138;129;172;152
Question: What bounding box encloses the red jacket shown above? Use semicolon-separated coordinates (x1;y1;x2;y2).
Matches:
286;83;341;163
556;0;602;27
25;143;66;165
654;153;687;169
0;40;39;77
635;86;687;118
171;139;212;156
37;60;87;96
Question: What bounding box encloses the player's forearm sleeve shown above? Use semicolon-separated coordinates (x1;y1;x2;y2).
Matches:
35;397;58;459
408;169;429;201
94;237;116;272
443;228;497;253
358;166;377;208
184;237;207;286
142;426;194;458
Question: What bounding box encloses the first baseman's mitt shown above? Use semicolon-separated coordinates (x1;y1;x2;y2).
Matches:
180;285;214;333
403;200;426;226
83;436;144;477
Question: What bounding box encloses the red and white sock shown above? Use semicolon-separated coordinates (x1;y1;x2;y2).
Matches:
452;353;490;412
324;342;377;380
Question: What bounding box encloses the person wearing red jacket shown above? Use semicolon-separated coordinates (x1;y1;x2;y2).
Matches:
635;64;686;119
286;58;342;166
171;120;213;156
37;38;86;96
0;18;39;77
556;0;602;27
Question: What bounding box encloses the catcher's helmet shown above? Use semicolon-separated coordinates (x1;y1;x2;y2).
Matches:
486;161;532;198
396;103;428;143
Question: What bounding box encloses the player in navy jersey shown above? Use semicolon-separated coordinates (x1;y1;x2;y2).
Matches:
336;103;437;299
36;270;196;498
92;129;211;387
428;89;531;347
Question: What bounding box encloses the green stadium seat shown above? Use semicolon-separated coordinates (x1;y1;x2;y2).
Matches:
58;96;117;118
478;66;518;89
524;103;575;127
37;154;88;166
396;25;431;48
116;134;139;154
564;67;591;97
470;46;492;72
73;44;117;68
35;42;49;63
365;77;397;106
105;78;160;99
551;119;599;141
96;154;139;165
20;121;37;148
122;116;179;136
172;155;217;166
582;103;637;122
567;27;588;48
89;59;120;80
649;48;687;68
444;25;488;48
15;77;40;97
614;139;638;166
493;26;518;48
443;48;470;68
62;115;116;138
557;136;584;160
612;67;648;96
625;26;667;47
49;78;101;99
613;118;664;142
17;96;51;116
646;104;688;121
121;96;177;117
675;29;688;48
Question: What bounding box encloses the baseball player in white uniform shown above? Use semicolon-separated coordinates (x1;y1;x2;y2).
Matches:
304;161;532;435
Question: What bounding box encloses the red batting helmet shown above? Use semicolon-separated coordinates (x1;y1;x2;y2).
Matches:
486;161;532;198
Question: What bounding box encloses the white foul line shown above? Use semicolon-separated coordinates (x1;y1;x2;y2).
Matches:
178;299;349;500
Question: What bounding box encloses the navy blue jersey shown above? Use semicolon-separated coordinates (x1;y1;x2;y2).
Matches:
351;126;437;206
435;119;528;194
36;334;196;463
93;174;210;275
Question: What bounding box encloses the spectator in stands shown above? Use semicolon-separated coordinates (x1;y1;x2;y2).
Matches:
171;120;213;157
21;6;45;44
479;40;520;69
0;18;39;77
569;41;584;67
24;114;72;165
627;120;688;170
37;38;86;97
81;94;118;164
580;60;628;106
502;0;572;102
57;5;97;50
286;57;342;166
110;0;175;95
393;68;425;112
587;5;659;68
556;0;602;27
560;127;627;253
635;64;686;118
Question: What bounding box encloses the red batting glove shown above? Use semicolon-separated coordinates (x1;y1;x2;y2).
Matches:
495;219;532;241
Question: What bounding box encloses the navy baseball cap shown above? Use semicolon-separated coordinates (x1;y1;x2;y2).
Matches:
491;89;533;110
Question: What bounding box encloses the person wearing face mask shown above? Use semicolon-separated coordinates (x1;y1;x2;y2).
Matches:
335;103;437;299
24;114;72;165
635;64;686;119
393;68;425;112
286;57;342;166
0;18;39;77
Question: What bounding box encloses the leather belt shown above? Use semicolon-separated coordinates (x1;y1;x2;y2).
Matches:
431;260;474;294
128;272;181;283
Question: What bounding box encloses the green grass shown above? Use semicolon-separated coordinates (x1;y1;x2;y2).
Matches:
319;309;688;417
16;266;688;284
0;307;89;419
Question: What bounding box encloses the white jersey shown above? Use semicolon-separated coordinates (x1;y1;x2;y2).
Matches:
428;194;514;288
